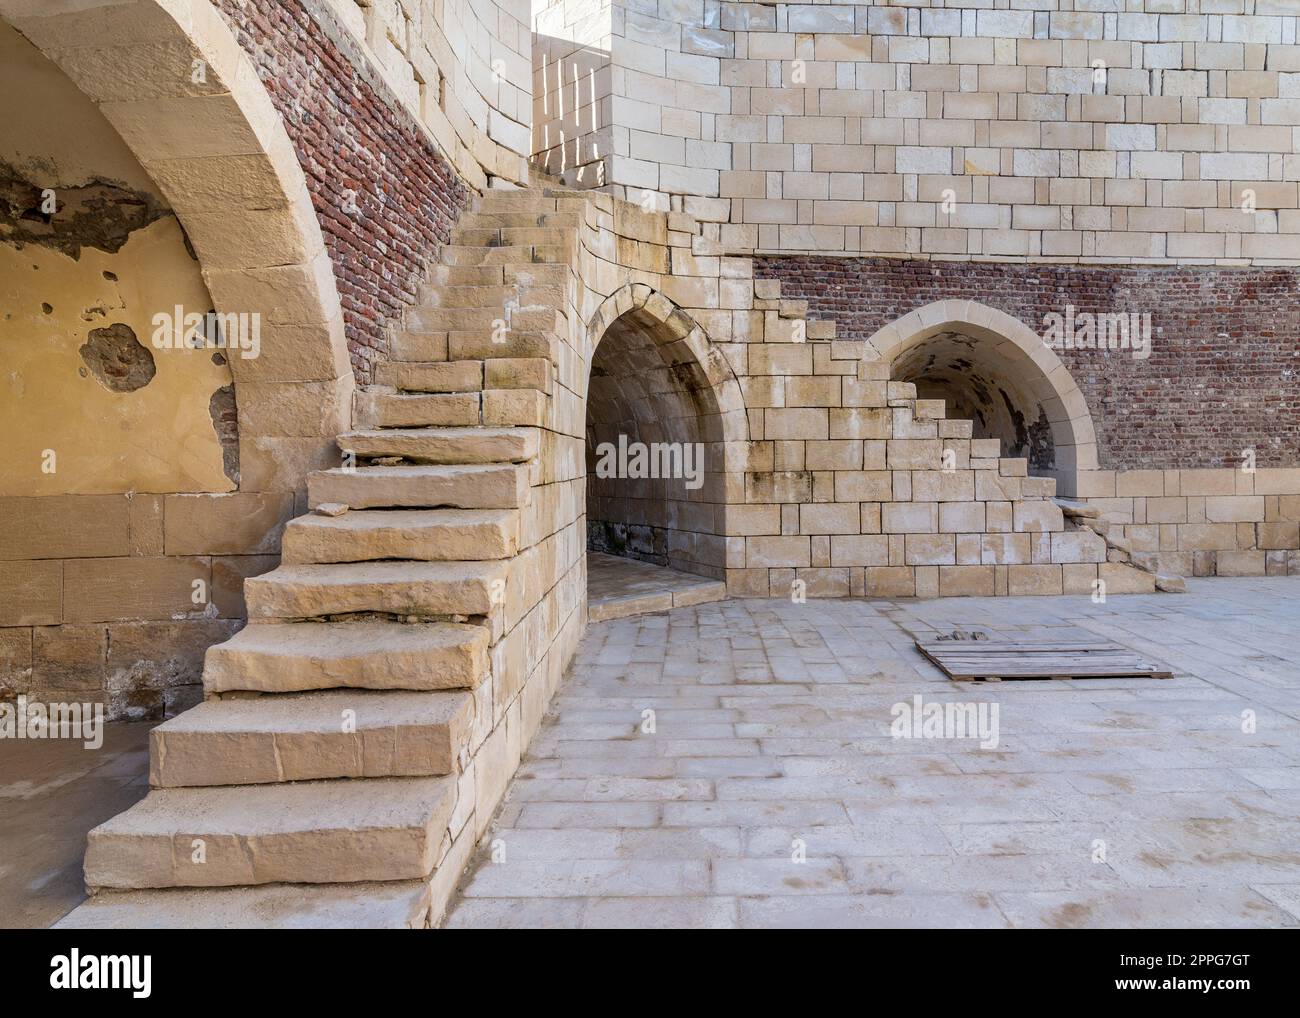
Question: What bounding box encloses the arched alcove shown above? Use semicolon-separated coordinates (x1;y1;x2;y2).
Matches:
867;300;1098;493
582;285;746;580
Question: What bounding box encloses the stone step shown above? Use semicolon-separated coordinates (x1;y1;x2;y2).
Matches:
283;508;517;563
426;264;504;287
392;328;561;365
150;689;474;787
339;426;538;464
459;211;581;230
451;226;575;248
308;463;528;510
55;880;433;929
84;775;456;890
406;305;562;333
417;283;517;308
447;328;558;361
389;332;447;362
244;560;509;621
374;360;481;393
479;192;588;215
204;621;489;694
441;244;569;266
357;391;479;428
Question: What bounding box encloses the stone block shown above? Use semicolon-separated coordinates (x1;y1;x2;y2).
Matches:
63;558;210;624
886;439;942;469
939;565;995;597
939;502;986;533
1007;564;1063;596
882;502;938;534
865;566;915;598
905;534;956;566
1014;502;1064;532
0;561;62;626
164;493;295;556
0;496;130;560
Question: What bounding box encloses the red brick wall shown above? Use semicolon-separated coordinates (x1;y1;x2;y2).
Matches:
756;256;1300;471
213;0;471;382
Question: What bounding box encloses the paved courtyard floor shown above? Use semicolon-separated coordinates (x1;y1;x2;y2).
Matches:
1;721;154;928
447;577;1300;928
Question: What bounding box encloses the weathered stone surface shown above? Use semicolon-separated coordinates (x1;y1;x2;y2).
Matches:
308;464;528;510
151;689;473;786
1155;573;1187;593
1099;562;1158;594
163;492;295;555
283;508;518;563
55;880;433;930
0;561;62;626
356;391;481;428
339;427;538;464
375;360;481;393
0;495;130;560
84;776;456;889
244;561;508;619
203;621;489;693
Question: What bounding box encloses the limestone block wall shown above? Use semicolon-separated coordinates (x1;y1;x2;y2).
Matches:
758;254;1300;575
759;255;1300;470
323;0;533;188
1074;465;1300;577
542;0;1300;265
489;184;1159;611
532;0;614;187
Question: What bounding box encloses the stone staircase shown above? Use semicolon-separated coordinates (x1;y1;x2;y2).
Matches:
58;188;584;930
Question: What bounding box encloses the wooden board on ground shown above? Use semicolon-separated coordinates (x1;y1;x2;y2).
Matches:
915;639;1173;682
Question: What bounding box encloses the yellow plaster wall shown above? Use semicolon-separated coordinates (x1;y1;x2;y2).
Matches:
0;20;234;497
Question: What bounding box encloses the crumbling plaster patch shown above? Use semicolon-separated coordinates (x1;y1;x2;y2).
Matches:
1;216;236;496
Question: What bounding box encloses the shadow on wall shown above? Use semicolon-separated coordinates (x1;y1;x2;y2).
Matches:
892;329;1056;472
530;22;611;189
584;306;725;579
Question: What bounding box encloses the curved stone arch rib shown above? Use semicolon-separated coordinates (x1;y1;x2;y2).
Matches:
586;283;749;447
866;299;1099;475
1;0;353;491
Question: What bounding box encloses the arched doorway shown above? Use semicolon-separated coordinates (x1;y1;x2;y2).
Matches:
582;285;745;581
867;300;1098;494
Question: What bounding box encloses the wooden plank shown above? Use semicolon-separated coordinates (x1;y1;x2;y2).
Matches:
916;638;1172;681
917;642;1128;654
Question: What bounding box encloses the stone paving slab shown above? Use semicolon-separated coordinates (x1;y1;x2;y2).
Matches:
446;577;1300;928
587;551;727;622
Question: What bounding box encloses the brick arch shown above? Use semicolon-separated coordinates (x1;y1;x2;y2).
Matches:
866;299;1100;486
583;284;747;578
0;0;353;493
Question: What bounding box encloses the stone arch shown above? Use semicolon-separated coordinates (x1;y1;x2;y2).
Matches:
0;0;353;493
866;299;1099;490
582;284;747;578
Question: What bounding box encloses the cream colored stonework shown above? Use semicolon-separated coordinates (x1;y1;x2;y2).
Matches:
325;0;533;187
534;0;1300;264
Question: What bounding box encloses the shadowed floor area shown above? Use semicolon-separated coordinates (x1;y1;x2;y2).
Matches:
587;551;727;622
1;721;155;929
447;577;1300;928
